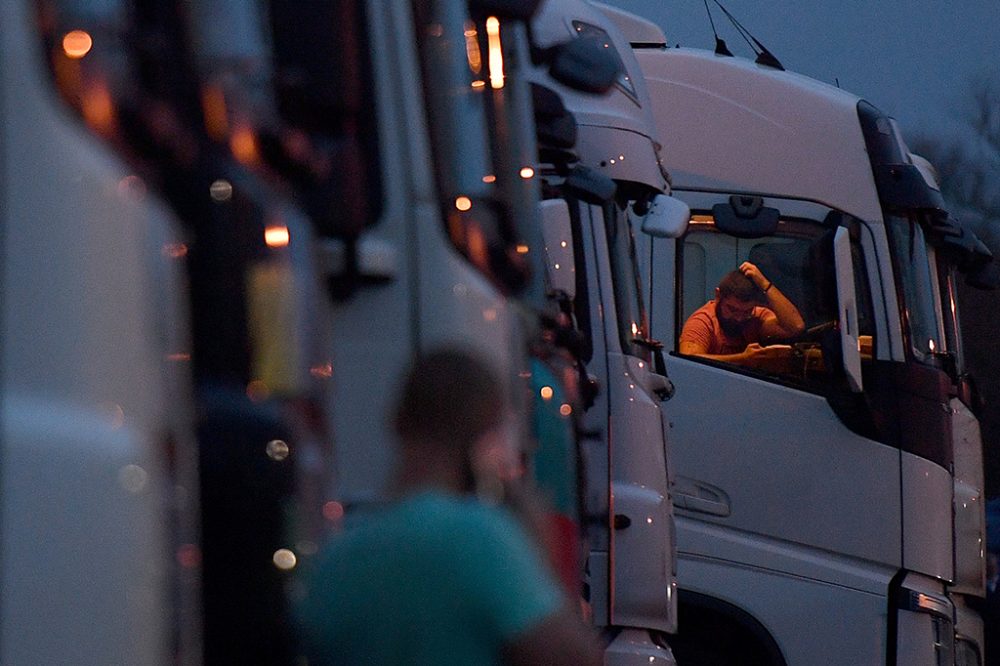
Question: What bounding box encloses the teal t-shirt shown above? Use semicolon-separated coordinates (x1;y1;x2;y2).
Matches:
297;491;565;665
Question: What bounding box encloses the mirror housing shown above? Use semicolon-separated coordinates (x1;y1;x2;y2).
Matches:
712;195;780;238
833;227;864;393
538;199;577;301
542;36;621;94
640;194;691;239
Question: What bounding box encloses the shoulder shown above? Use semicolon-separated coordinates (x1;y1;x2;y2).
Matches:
680;301;717;338
683;301;716;326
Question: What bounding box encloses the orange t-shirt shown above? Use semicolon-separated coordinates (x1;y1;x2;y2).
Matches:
679;300;775;355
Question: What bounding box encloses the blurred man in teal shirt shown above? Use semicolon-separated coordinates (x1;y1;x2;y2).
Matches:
297;348;601;666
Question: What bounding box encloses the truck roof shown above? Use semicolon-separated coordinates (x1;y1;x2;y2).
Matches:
636;47;884;223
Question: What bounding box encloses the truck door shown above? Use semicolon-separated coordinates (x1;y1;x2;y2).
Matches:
648;198;903;577
577;198;677;633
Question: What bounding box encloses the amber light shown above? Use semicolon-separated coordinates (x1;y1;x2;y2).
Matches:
464;22;482;74
264;225;290;248
486;17;504;89
62;30;93;59
201;85;229;140
230;126;260;166
455;196;473;212
81;83;115;135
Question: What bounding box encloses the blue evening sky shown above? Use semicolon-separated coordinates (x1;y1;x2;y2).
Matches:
602;0;1000;142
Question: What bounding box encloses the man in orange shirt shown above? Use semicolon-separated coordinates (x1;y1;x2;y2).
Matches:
680;261;804;366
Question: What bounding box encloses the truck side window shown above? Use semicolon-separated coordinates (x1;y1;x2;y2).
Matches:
676;215;875;393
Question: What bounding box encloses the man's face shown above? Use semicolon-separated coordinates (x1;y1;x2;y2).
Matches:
715;294;755;337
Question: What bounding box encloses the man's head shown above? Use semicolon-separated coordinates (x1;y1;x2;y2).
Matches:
393;347;508;456
715;269;764;337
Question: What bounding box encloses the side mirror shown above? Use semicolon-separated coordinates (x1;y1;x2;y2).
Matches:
538;199;577;301
712;195;780;238
544;36;621;94
834;227;863;393
640;194;690;239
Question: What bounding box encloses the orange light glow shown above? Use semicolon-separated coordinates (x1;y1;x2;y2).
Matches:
62;30;93;59
486;17;504;89
455;196;473;212
464;22;482;74
482;174;496;183
323;500;345;522
471;80;486;89
516;244;529;254
163;243;188;259
264;224;290;248
81;83;116;135
540;386;554;400
247;379;270;402
201;85;229;140
230;126;260;166
117;175;147;200
519;166;535;179
176;543;202;569
559;403;573;416
310;362;334;379
273;548;297;570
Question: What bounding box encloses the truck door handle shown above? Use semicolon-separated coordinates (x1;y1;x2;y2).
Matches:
673;477;731;517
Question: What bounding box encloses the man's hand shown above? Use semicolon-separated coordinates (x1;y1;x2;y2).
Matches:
739;261;769;291
742;343;790;360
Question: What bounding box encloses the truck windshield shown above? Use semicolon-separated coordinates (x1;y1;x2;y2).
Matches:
886;215;945;362
676;213;875;393
935;250;966;376
608;200;651;361
413;1;532;291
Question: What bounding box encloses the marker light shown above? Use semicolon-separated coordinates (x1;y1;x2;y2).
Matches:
264;225;290;248
486;17;504;89
62;30;93;59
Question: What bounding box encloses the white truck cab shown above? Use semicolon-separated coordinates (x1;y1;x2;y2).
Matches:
527;2;690;662
617;18;990;664
1;0;200;663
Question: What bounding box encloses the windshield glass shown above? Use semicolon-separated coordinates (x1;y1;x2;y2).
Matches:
886;215;944;361
413;2;533;292
607;200;650;361
935;252;966;376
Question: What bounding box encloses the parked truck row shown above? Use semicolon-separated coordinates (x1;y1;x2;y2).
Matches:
1;0;992;664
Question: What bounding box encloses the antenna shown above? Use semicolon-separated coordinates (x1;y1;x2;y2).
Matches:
711;0;784;70
702;0;733;57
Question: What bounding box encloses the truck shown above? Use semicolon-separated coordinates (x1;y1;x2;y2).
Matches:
526;1;691;662
609;10;992;664
1;0;201;662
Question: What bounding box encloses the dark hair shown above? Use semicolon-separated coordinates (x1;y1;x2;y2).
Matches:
392;348;506;451
718;269;763;302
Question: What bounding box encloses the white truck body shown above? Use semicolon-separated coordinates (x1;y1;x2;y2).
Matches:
615;17;985;664
529;2;691;661
0;0;199;663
